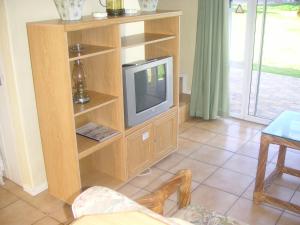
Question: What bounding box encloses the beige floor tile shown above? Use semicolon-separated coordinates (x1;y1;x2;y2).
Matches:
237;141;279;162
222;154;258;177
0;200;45;225
179;121;195;134
117;183;141;198
48;204;73;224
144;172;174;192
131;189;151;201
19;190;66;215
129;168;165;188
32;217;61;225
277;212;300;225
242;182;295;203
154;153;185;171
291;191;300;205
206;135;247;152
1;179;25;198
179;127;217;143
170;158;217;183
189;145;233;166
227;198;282;225
251;132;262;143
191;185;238;215
287;148;300;155
0;187;18;209
194;119;232;133
177;138;202;156
164;199;177;216
204;168;253;196
273;174;300;190
218;124;260;141
233;120;265;130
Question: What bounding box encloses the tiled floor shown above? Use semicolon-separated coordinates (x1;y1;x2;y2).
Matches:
1;117;300;225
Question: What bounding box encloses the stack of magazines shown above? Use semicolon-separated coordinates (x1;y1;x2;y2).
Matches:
76;122;120;142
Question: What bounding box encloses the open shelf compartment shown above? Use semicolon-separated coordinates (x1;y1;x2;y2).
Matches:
79;139;125;190
76;133;122;160
73;91;118;117
69;44;115;61
121;33;175;49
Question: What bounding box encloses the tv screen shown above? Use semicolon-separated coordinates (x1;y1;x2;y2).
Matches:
134;64;167;113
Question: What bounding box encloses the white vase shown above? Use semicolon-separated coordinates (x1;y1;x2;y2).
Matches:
138;0;158;12
53;0;86;21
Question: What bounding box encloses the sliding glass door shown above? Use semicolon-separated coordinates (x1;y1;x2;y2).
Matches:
229;0;300;123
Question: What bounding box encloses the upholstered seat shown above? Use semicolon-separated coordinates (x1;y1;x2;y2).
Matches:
72;186;247;225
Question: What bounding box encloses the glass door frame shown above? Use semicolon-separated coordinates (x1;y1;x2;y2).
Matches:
230;0;271;125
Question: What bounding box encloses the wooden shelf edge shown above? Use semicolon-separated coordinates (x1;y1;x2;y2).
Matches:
27;11;183;32
121;33;176;49
74;91;118;117
69;48;115;61
77;133;123;160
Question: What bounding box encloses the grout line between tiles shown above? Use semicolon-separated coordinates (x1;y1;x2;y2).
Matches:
0;197;19;210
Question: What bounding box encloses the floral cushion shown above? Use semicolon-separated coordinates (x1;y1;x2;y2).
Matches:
173;205;247;225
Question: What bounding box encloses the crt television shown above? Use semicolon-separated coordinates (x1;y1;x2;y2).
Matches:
123;56;173;128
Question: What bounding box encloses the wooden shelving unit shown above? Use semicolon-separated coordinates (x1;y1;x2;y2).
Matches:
27;10;181;204
121;33;175;49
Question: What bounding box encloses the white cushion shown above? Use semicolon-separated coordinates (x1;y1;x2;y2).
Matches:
72;186;143;218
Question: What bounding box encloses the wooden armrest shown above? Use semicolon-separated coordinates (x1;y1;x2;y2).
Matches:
136;169;192;215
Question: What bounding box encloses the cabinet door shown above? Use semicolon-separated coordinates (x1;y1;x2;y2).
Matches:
126;125;153;177
153;112;178;159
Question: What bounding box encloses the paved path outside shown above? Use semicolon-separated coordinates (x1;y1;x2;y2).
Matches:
230;67;300;120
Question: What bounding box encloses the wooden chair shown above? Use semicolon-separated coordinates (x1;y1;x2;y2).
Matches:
72;170;247;225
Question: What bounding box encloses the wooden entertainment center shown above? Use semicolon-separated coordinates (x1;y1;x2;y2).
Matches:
27;10;181;204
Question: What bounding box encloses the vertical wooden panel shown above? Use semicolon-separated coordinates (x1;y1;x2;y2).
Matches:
27;24;81;203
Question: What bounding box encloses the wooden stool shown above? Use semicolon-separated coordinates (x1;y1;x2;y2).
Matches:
254;111;300;214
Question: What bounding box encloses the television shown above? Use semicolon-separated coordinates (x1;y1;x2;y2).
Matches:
123;56;173;128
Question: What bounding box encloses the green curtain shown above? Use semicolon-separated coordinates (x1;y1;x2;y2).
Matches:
190;0;229;120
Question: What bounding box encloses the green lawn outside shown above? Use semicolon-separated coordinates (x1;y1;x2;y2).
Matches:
231;3;300;77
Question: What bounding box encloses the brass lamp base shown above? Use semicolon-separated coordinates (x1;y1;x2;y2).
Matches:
107;8;125;16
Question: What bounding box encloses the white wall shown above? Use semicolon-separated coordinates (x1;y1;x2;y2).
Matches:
158;0;198;92
1;0;142;194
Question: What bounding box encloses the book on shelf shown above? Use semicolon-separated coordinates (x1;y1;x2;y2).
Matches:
76;122;120;142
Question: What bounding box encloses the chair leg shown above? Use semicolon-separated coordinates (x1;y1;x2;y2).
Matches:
276;145;287;173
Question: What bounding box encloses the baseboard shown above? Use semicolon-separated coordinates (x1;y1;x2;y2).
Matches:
23;182;48;196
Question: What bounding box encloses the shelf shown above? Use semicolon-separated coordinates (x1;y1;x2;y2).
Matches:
81;170;123;190
73;91;118;117
77;132;122;160
69;44;115;61
121;33;176;49
29;11;182;32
